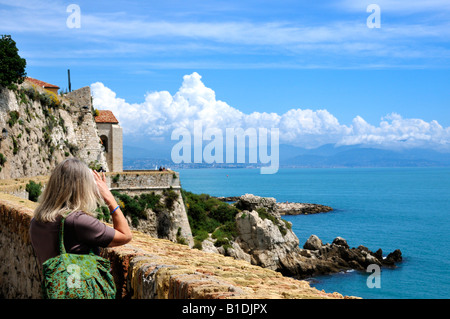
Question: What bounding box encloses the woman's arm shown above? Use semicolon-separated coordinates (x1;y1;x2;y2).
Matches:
93;170;132;247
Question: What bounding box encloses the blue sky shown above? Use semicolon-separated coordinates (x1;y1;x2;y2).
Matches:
1;0;449;150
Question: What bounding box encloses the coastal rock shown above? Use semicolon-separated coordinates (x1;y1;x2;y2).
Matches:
303;235;323;250
235;194;278;213
225;241;252;263
384;249;403;265
297;236;402;277
235;210;299;271
231;210;403;279
199;236;220;254
275;202;333;215
332;237;349;249
208;194;402;280
231;193;333;216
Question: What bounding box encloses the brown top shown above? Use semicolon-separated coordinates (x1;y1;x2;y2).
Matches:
94;110;119;124
25;77;60;89
29;211;115;264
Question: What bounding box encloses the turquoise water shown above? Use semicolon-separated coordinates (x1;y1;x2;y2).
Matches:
177;168;450;299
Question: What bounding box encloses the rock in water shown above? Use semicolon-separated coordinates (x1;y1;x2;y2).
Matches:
208;194;403;279
332;237;349;249
303;235;323;250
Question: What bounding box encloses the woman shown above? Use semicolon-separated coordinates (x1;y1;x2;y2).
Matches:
29;158;132;265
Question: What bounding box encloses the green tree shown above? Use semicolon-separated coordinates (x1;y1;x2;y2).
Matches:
0;35;26;88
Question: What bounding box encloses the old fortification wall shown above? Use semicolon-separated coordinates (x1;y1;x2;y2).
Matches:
0;171;193;248
0;192;346;299
0;83;107;180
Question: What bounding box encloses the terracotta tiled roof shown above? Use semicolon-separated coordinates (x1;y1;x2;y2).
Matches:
25;77;60;89
95;110;119;124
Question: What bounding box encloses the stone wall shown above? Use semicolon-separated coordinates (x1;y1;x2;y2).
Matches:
109;170;180;192
0;171;193;247
65;87;109;171
108;171;193;248
0;84;108;179
97;122;123;172
0;171;179;200
0;192;347;299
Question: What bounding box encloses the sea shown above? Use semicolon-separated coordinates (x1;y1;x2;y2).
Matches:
176;167;450;299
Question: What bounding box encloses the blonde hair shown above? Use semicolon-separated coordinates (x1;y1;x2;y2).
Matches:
33;158;104;222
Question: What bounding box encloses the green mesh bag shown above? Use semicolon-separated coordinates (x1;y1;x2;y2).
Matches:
41;217;116;299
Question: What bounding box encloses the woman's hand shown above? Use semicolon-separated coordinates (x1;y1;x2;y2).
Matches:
92;170;116;209
92;170;132;246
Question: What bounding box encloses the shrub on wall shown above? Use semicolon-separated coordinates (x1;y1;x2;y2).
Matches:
25;180;42;202
7;111;20;127
163;188;179;210
0;153;6;166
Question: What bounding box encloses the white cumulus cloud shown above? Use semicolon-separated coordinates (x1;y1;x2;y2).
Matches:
91;72;450;151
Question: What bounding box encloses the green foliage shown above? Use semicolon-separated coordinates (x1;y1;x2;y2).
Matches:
112;174;120;183
193;240;203;250
18;85;61;110
194;229;209;242
111;191;161;227
64;140;79;155
256;207;277;224
25;180;42;202
0;35;26;88
176;227;188;245
211;221;237;249
11;135;18;155
163;188;179;210
58;115;67;133
0;153;6;166
96;205;111;222
21;86;38;101
283;219;292;230
181;189;240;249
256;207;290;237
7;111;20;127
209;202;239;223
88;160;102;171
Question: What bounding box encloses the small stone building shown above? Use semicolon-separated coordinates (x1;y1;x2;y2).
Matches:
95;110;123;172
25;77;60;95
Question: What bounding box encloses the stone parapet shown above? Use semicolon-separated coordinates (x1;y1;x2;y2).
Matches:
0;193;346;299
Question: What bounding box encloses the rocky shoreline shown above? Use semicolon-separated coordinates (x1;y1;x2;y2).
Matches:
204;194;402;280
216;195;333;215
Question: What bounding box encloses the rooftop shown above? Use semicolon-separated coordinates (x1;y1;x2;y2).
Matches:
25;77;60;89
95;110;119;124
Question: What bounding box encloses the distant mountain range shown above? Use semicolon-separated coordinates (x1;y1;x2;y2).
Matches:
278;144;450;168
123;136;450;169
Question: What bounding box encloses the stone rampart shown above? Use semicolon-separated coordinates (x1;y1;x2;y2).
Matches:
0;192;346;299
109;170;180;193
0;171;179;200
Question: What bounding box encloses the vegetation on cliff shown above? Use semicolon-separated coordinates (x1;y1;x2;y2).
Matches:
181;189;239;250
110;190;161;227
